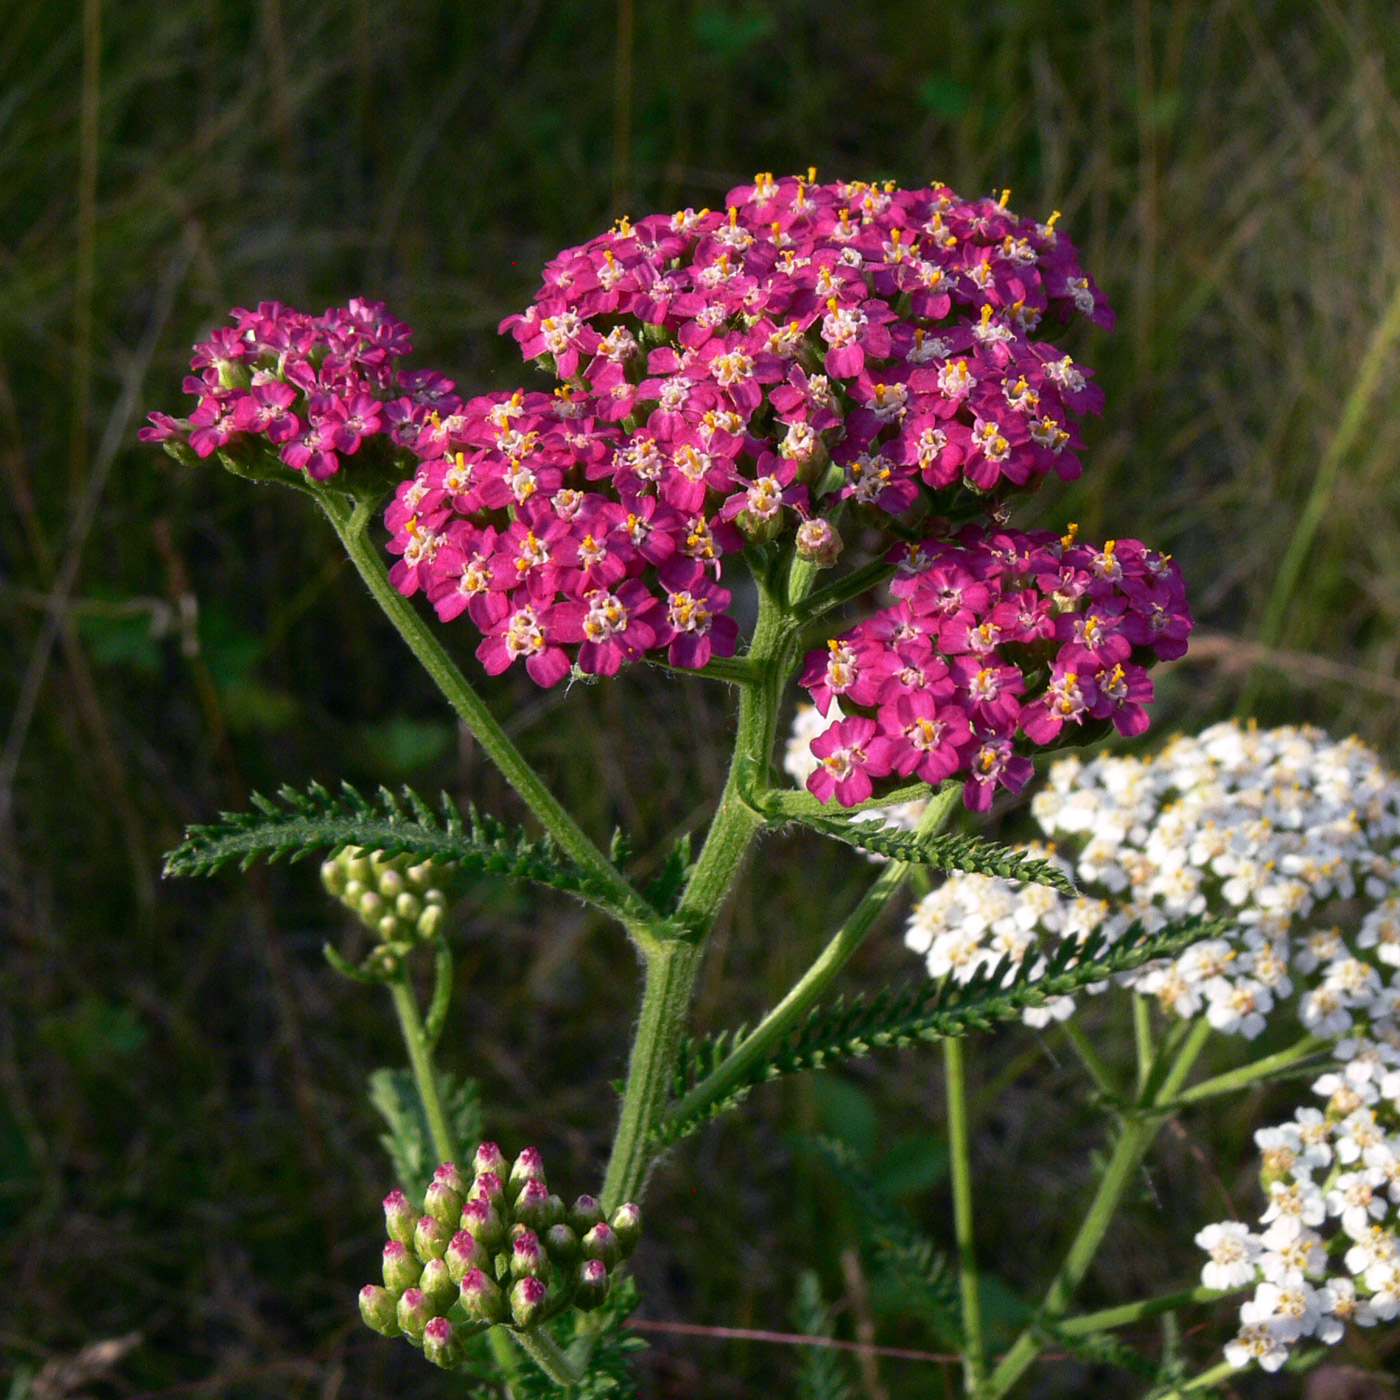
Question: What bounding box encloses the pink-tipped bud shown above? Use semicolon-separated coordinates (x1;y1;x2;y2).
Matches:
418;1257;457;1313
510;1228;549;1281
396;1286;432;1340
424;1178;464;1227
796;517;843;568
574;1257;610;1311
581;1221;619;1269
460;1195;507;1252
382;1239;422;1292
468;1170;505;1210
507;1146;546;1202
422;1316;461;1369
359;1283;401;1336
510;1275;548;1329
382;1188;416;1245
444;1229;489;1283
473;1141;509;1178
544;1222;580;1264
568;1193;604;1235
433;1161;468;1197
513;1179;564;1233
609;1202;642;1257
459;1267;506;1325
414;1213;450;1261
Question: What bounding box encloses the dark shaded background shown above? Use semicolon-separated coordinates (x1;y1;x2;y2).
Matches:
4;2;1400;1396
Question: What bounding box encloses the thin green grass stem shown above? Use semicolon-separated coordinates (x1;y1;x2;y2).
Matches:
315;488;654;948
1242;271;1400;714
1133;993;1154;1096
944;1035;984;1394
659;785;961;1136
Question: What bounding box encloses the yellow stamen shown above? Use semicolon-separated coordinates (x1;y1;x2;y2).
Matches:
728;205;738;226
980;304;994;326
1046;210;1062;229
999;188;1011;207
1061;521;1079;548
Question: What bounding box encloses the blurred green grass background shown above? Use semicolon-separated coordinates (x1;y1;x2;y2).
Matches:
4;1;1400;1395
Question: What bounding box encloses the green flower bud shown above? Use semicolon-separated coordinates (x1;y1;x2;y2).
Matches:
418;1257;457;1314
383;1189;416;1245
509;1229;549;1281
568;1193;605;1235
735;507;784;545
416;903;445;940
376;913;400;942
513;1179;563;1233
359;1283;402;1337
509;1276;548;1329
445;1229;489;1283
321;858;347;897
343;850;372;885
795;517;843;568
433;1161;468;1196
396;1286;432;1340
609;1202;642;1257
394;891;422;922
574;1258;610;1312
468;1170;505;1211
422;1316;462;1369
382;1240;422;1292
414;1213;450;1261
377;866;406;900
407;860;435;890
581;1222;619;1269
543;1223;579;1265
460;1196;507;1252
473;1142;509;1179
424;1179;464;1227
459;1267;506;1325
507;1146;546;1203
357;889;385;921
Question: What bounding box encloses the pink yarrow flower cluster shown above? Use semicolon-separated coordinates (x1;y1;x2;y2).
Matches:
799;525;1191;812
380;173;1114;686
140;298;436;480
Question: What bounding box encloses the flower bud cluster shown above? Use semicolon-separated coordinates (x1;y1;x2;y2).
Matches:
322;846;451;949
359;1145;640;1367
795;525;1189;811
139;298;431;479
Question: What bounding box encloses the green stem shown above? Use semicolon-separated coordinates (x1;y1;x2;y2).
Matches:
511;1326;582;1388
389;971;455;1166
660;785;961;1134
1156;1359;1237;1397
1059;1018;1120;1103
984;1017;1215;1399
316;489;654;948
1056;1286;1230;1336
759;780;940;820
600;582;801;1209
794;555;899;626
1133;994;1154;1097
1161;1033;1328;1110
600;937;704;1213
944;1036;984;1394
423;939;453;1049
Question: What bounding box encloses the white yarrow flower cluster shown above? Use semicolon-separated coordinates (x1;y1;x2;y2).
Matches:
782;712;1400;1368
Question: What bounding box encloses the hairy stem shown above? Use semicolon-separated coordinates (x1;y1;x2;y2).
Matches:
661;784;959;1135
511;1326;583;1387
317;489;653;947
389;971;456;1166
602;584;795;1208
945;1035;985;1394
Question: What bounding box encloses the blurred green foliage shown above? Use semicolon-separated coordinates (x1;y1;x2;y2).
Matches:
4;0;1400;1395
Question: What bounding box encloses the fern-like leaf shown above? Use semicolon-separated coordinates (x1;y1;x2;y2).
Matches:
656;915;1227;1143
163;780;642;917
805;1137;962;1345
776;810;1077;895
792;1271;856;1400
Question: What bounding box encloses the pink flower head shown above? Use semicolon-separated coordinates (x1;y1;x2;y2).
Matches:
806;716;897;806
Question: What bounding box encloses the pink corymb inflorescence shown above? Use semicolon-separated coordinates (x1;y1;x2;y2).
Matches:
144;172;1191;813
799;526;1190;811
